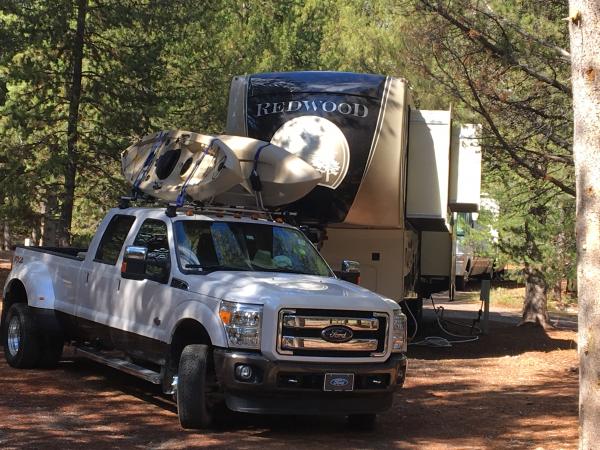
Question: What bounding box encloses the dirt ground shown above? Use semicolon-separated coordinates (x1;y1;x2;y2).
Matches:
0;255;579;449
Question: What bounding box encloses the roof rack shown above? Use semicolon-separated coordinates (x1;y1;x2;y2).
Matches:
168;203;274;220
118;195;297;223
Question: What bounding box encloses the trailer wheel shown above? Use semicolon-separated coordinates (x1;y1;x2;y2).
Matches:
347;413;377;431
177;344;216;429
2;303;41;369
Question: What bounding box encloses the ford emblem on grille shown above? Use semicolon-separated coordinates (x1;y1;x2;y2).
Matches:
321;325;354;343
330;378;349;387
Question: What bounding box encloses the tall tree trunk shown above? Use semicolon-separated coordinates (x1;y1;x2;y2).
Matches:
31;213;41;246
41;194;59;247
58;0;88;247
31;226;38;247
553;280;563;303
0;221;12;251
568;1;600;447
519;217;552;328
519;266;552;329
2;222;10;251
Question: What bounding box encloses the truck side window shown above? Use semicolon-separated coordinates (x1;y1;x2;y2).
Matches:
133;219;171;283
94;215;136;265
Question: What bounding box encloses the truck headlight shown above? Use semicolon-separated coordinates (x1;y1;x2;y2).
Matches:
392;309;407;352
219;301;262;349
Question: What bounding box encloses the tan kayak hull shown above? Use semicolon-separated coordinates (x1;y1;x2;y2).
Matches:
121;130;322;206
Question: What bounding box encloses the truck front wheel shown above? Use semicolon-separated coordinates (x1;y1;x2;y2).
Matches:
177;344;216;429
2;303;41;369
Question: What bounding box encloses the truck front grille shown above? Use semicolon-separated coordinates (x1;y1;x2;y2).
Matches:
277;308;388;357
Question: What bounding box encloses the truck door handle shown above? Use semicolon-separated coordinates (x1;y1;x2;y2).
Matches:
86;272;90;283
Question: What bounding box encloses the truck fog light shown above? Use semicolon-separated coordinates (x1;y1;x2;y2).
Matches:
235;364;254;381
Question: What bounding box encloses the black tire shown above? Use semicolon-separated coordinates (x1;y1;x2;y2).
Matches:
455;275;466;291
2;303;42;369
347;413;377;431
177;344;215;429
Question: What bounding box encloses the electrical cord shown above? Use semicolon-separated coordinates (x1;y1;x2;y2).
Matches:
430;296;483;338
403;297;419;342
404;296;481;347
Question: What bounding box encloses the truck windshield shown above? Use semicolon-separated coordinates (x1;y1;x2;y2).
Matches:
173;220;332;276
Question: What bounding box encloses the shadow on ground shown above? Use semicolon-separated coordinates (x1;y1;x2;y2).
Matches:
0;322;579;450
409;314;577;361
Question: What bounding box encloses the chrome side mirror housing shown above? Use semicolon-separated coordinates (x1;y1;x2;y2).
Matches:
121;246;148;280
341;260;360;273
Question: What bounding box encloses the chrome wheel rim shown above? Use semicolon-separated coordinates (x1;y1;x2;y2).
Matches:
7;315;21;357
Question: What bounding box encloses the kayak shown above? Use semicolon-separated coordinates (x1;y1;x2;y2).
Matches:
122;130;322;207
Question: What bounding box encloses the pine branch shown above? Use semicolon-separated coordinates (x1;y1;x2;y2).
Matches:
418;0;571;95
478;1;570;61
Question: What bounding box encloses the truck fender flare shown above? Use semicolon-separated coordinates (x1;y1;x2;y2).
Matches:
8;261;56;310
165;300;228;348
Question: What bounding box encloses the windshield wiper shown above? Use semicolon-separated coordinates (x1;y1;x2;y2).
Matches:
251;266;314;275
185;264;252;272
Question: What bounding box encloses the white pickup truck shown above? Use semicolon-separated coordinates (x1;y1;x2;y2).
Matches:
1;206;407;429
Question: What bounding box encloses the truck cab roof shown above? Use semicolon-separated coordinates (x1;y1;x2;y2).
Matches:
109;206;292;228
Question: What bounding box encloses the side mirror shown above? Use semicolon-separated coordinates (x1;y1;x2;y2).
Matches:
121;246;147;280
340;260;360;285
342;260;360;273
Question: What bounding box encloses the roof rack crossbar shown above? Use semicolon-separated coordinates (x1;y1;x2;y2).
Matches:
115;195;301;222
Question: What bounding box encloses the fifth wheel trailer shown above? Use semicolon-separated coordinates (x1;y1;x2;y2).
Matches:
225;71;482;326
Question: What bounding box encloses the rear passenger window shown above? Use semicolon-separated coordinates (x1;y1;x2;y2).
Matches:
133;219;171;283
94;215;136;265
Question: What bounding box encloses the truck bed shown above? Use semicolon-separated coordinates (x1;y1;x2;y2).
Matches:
9;245;89;313
15;245;88;260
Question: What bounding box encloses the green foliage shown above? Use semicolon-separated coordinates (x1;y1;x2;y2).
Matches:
406;0;576;303
459;208;499;260
0;0;209;243
410;0;573;195
484;169;576;295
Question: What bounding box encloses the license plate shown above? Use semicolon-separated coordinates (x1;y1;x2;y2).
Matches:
323;373;354;391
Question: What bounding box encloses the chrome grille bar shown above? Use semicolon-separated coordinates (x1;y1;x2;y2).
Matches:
277;309;390;357
281;336;379;352
281;316;379;331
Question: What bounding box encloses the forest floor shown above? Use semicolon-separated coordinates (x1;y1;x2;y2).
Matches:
0;254;579;449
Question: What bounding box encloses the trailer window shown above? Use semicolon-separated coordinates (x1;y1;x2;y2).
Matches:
94;215;136;265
